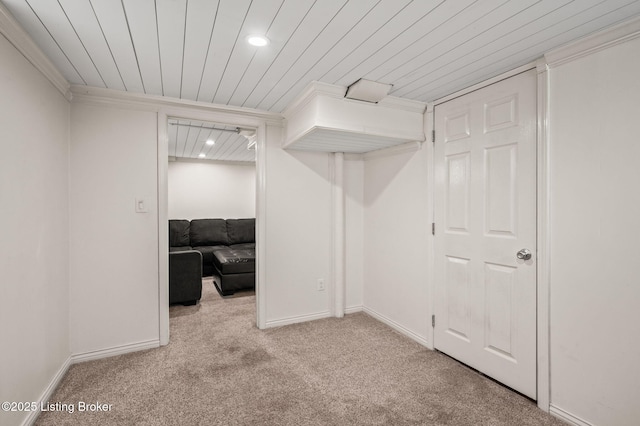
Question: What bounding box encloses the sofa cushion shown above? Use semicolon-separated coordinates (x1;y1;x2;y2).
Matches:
170;246;192;252
169;220;190;247
190;219;229;246
213;248;255;275
226;218;255;245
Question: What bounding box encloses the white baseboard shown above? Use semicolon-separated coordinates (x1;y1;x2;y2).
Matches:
71;339;160;364
345;305;363;314
550;405;594;426
265;311;331;328
363;307;430;348
21;355;72;426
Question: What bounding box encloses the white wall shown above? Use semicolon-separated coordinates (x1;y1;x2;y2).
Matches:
263;125;333;325
0;34;70;426
345;157;364;311
69;102;159;356
548;36;640;425
363;145;430;344
168;159;255;220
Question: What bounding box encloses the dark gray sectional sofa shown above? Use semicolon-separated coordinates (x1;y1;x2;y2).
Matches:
169;218;255;299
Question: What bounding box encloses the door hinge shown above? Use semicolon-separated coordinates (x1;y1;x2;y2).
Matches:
432;223;435;235
432;315;435;327
431;130;435;143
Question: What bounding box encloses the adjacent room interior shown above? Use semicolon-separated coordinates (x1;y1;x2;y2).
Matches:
167;118;257;306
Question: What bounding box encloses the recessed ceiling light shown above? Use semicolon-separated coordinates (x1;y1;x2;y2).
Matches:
205;139;215;145
198;153;206;158
247;35;269;47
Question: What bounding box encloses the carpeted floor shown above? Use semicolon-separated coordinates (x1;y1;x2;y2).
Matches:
35;278;564;425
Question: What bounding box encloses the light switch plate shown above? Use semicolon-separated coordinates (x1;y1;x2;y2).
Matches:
135;197;148;213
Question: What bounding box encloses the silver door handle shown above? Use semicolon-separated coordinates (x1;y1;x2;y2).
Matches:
517;249;532;261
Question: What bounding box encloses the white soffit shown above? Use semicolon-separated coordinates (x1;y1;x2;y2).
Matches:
283;81;425;154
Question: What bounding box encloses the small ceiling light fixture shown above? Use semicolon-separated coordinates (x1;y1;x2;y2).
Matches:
205;139;215;146
247;35;269;47
198;153;206;158
345;78;393;103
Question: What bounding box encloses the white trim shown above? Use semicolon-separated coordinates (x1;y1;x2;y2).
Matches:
535;58;551;412
0;3;70;100
433;61;537;106
255;123;268;330
282;81;345;117
20;356;72;426
345;305;363;314
155;107;269;338
363;307;430;348
549;405;595;426
70;85;282;125
424;104;436;351
363;140;423;161
333;152;346;318
71;339;159;364
157;112;169;346
545;15;640;67
265;311;332;328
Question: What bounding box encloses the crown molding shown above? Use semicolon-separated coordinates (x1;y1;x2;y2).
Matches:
545;15;640;67
0;2;71;100
70;85;283;126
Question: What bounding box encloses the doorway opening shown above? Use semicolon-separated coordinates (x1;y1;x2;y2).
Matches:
163;116;259;341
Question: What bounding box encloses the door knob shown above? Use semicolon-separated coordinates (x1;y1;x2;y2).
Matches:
517;249;532;261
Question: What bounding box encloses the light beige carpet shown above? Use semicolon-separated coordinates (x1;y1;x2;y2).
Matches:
35;278;563;425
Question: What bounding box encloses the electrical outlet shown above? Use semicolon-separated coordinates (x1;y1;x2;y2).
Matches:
317;278;325;291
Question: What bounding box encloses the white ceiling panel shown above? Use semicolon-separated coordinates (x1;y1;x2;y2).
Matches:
121;0;163;95
371;0;542;86
2;0;83;83
179;0;220;101
195;0;251;102
211;0;283;105
3;0;640;158
257;0;382;111
57;0;126;90
168;119;255;162
86;0;145;92
156;0;187;99
239;0;348;109
25;0;105;87
324;1;464;87
226;0;315;106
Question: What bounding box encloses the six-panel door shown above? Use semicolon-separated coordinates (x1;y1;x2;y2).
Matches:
433;70;537;399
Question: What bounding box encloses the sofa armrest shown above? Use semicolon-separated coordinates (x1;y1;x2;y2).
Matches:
169;250;202;305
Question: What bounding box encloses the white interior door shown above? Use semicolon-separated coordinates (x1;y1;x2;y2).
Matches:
433;70;537;398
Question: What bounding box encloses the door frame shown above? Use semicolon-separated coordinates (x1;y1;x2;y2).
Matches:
157;105;274;346
426;59;550;411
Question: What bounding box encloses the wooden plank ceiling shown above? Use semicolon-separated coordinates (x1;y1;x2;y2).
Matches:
167;119;255;163
3;0;640;162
